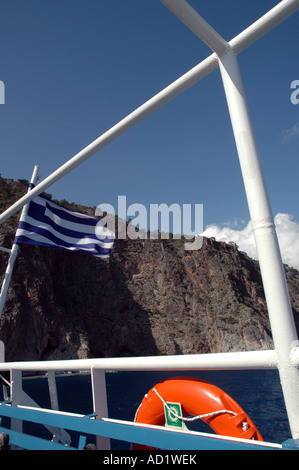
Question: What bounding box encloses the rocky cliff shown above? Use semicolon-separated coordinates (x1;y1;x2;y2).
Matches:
0;177;298;362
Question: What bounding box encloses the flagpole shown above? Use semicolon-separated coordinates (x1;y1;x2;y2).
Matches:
0;165;39;321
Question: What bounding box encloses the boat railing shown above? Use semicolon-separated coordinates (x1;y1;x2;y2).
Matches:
0;347;299;449
0;0;299;450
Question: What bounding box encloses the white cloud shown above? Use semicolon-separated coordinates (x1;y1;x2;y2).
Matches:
274;213;299;270
281;121;299;143
201;213;299;270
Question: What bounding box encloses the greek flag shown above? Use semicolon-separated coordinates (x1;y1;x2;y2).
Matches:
14;194;114;258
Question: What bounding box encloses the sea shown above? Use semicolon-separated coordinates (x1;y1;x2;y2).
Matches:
15;368;291;450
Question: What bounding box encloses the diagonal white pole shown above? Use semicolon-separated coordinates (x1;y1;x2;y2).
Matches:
0;1;298;227
160;0;228;55
0;0;297;440
0;165;39;320
161;0;299;54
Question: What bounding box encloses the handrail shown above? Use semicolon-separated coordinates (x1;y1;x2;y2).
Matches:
0;349;280;373
0;402;282;450
0;0;298;448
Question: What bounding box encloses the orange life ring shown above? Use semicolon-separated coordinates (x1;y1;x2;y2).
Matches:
132;376;263;449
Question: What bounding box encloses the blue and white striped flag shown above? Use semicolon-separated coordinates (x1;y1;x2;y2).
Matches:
14;194;114;258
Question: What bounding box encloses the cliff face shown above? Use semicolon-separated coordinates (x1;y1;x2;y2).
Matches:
0;177;298;362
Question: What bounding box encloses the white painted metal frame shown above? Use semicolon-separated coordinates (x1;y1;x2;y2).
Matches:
0;0;299;445
0;165;39;319
0;0;298;224
161;0;299;440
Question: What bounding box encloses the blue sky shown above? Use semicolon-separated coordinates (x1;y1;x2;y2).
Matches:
0;1;298;266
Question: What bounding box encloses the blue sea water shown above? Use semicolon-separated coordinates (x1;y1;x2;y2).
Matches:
20;368;291;449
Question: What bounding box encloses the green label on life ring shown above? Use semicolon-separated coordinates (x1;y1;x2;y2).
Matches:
164;402;184;429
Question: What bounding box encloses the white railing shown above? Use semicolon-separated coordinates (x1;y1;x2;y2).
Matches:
0;348;289;373
0;346;298;449
0;349;290;450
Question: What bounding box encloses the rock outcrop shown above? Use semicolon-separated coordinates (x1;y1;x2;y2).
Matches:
0;177;298;361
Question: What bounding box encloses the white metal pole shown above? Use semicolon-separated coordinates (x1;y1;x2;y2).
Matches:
0;244;19;318
91;367;110;450
0;1;298;227
159;0;228;55
0;54;218;226
10;369;23;447
0;165;39;320
161;0;299;55
230;0;299;54
161;0;299;441
0;247;11;254
218;49;299;439
0;349;279;373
